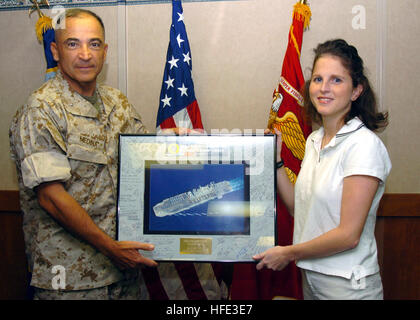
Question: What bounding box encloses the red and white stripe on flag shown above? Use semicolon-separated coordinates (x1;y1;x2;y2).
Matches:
158;100;203;130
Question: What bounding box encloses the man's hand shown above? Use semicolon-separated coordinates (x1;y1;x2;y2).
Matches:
108;241;158;270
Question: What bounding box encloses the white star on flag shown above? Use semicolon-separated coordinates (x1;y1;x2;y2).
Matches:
183;52;191;66
161;94;172;107
168;56;179;69
177;12;184;22
165;76;174;89
176;34;184;48
178;83;188;96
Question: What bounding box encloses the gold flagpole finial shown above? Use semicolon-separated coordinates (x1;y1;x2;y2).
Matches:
299;0;308;4
28;0;50;18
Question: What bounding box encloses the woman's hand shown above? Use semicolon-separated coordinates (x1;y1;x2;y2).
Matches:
252;246;294;271
273;128;283;162
265;128;283;162
159;128;205;135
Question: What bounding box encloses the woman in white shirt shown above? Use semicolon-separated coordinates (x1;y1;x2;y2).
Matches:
253;39;391;300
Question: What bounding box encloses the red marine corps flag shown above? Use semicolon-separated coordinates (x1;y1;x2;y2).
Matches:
230;0;311;300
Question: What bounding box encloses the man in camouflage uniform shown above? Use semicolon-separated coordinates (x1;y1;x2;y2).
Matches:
9;9;157;299
10;8;229;301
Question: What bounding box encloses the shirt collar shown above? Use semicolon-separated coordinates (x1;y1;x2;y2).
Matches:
312;117;365;149
53;70;115;118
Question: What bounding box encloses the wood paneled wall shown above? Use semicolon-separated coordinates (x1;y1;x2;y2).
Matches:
376;194;420;300
1;191;419;300
0;191;29;300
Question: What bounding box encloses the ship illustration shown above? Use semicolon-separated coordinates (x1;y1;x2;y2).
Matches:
153;178;244;217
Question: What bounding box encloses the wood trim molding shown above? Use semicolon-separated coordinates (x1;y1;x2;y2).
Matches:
1;190;419;217
0;190;20;213
378;193;420;217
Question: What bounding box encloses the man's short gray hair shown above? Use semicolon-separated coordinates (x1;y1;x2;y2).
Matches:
55;8;105;39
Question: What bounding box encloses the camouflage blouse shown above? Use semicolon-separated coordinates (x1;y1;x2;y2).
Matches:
9;71;147;290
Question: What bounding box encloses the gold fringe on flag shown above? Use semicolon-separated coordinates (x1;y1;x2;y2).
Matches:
285;167;297;184
35;15;53;43
293;2;311;30
289;2;311;57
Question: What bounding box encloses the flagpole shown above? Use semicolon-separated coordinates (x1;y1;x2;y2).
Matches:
28;0;50;17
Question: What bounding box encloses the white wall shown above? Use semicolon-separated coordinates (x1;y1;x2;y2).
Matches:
1;0;419;192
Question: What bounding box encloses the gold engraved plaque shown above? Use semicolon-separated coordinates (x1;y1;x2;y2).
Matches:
180;238;212;255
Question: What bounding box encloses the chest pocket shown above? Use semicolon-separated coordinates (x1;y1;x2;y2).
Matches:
64;106;108;165
67;136;108;164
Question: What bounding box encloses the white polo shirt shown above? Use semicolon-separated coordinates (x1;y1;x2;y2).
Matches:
293;117;391;280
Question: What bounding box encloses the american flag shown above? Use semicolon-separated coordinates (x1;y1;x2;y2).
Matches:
144;0;227;300
156;0;203;130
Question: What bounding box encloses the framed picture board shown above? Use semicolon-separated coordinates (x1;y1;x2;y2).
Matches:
117;134;276;262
